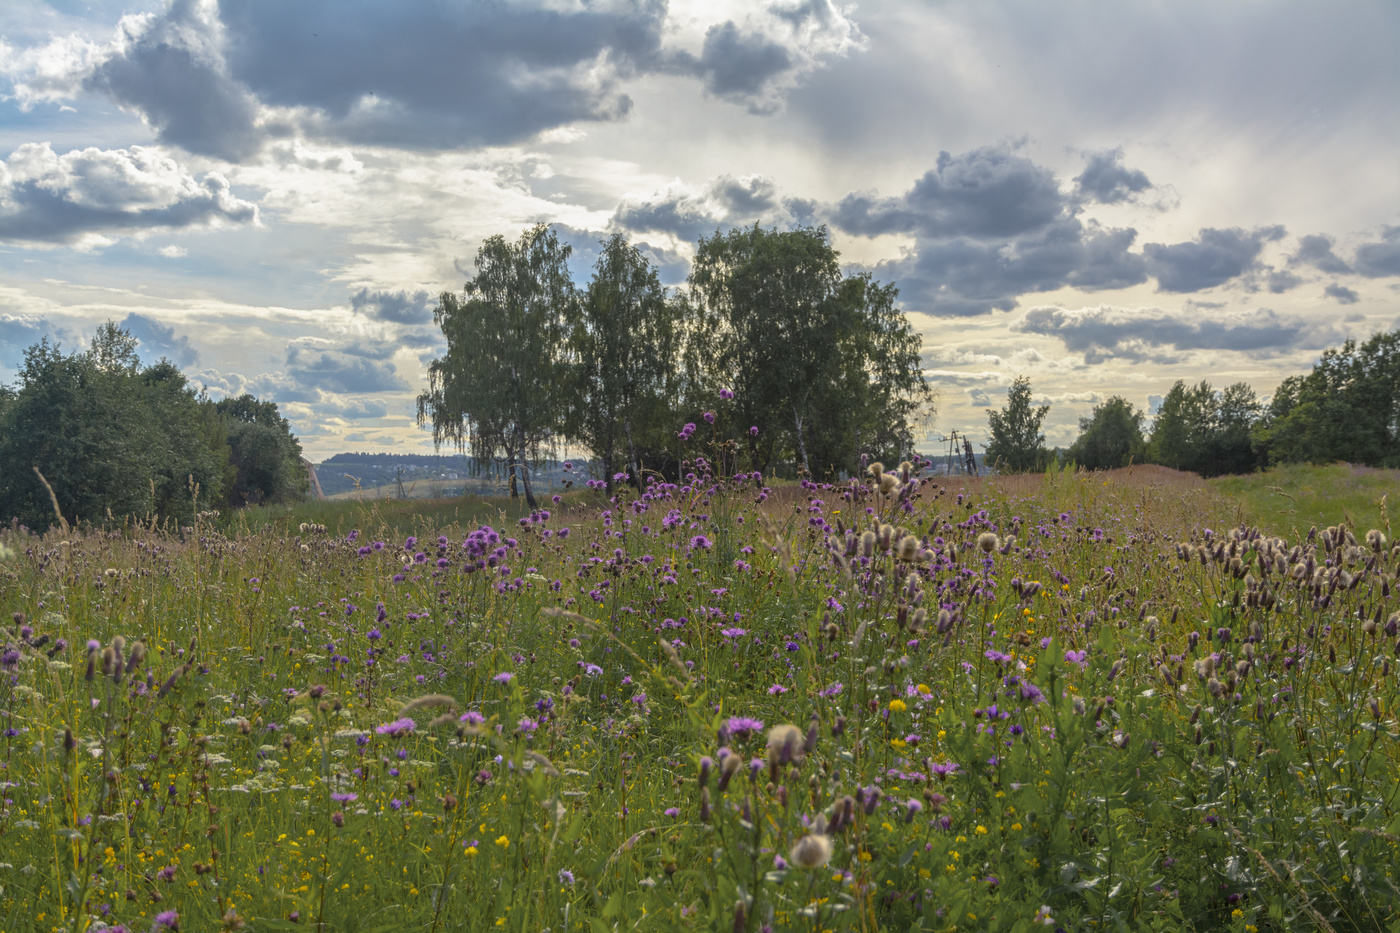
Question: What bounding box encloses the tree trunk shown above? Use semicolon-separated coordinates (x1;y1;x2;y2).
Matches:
506;452;519;498
517;429;538;509
520;458;538;510
793;404;809;475
625;417;639;489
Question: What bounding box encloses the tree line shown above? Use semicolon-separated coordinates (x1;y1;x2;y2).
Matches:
0;324;306;531
984;327;1400;475
417;223;932;507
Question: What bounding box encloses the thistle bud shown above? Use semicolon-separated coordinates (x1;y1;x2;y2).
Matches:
717;753;742;792
698;756;712;789
699;787;711;823
1369;697;1381;720
64;727;76;753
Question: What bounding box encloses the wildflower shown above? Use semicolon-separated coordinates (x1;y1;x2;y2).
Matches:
664;807;680;818
904;798;923;823
516;717;539;734
749;425;758;437
375;718;415;738
558;869;575;884
977;532;998;553
719;388;734;400
721;627;747;639
726;716;764;741
495;835;510;848
766;724;804;767
153;911;180;930
459;711;485;725
492;672;513;684
702;411;716;424
790;833;833;868
888;699;907;712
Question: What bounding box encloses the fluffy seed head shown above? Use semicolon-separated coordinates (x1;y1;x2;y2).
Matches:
790;832;833;869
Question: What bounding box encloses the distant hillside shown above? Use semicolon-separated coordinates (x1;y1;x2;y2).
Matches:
314;452;590;497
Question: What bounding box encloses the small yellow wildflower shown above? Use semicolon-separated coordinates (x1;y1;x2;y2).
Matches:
889;699;907;712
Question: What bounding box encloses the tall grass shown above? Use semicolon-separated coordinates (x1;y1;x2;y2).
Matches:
0;455;1397;932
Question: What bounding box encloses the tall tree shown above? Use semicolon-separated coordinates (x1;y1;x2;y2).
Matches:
565;234;681;491
686;224;928;477
1067;396;1146;470
0;324;227;530
984;376;1050;472
418;224;573;508
1147;380;1261;477
1254;328;1400;468
212;394;308;506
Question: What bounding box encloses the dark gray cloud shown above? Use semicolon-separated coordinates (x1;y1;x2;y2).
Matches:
1289;233;1351;274
349;287;434;325
1073;148;1152;205
284;342;408;394
1354;226;1400;278
119;312;198;367
0;142;257;244
84;0;263;161
1266;269;1302;293
611;174;785;243
833;145;1063;239
1143;225;1285;293
1324;283;1360;304
829;144;1149;315
1014;304;1317;363
45;0;860;160
682;21;791;110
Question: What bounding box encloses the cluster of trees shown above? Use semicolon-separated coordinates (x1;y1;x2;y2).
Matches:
0;324;306;531
985;327;1400;475
418;224;932;506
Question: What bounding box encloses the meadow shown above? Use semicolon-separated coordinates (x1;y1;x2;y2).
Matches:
1;456;1398;933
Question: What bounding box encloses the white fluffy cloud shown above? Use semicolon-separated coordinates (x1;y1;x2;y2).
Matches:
0;142;257;244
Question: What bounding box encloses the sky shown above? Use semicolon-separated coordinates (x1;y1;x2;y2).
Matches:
2;0;1397;460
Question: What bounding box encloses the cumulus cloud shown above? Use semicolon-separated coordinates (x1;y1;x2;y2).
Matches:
0;143;257;245
283;340;408;395
1265;269;1302;293
1289;233;1351;274
120;312;199;367
612;174;787;242
1013;304;1321;363
5;0;863;160
349;287;435;325
829;144;1148;315
1072;148;1152;205
670;0;865;113
1323;283;1359;304
1143;225;1285;293
1353;226;1400;278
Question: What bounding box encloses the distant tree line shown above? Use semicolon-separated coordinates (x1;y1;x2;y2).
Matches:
0;324;306;532
418;224;933;507
984;327;1400;475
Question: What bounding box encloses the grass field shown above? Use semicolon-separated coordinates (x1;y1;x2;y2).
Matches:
0;460;1397;932
1210;463;1398;541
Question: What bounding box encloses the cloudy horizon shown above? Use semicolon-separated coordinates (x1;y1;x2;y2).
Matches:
2;0;1397;459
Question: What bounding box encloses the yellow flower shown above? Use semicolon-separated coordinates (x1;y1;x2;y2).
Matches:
1232;908;1244;920
465;846;478;858
889;699;907;712
495;835;510;848
975;825;988;835
916;684;931;695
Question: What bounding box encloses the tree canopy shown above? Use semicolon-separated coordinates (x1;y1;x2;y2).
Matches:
984;376;1050;472
1067;396;1146;470
417;224;574;508
685;225;930;477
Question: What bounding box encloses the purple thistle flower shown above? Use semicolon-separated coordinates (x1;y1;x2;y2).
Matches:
726;716;764;740
749;425;758;436
331;792;358;803
153;911;180;930
460;711;485;725
516;717;539;734
493;671;513;684
374;717;415;738
719;388;734;400
702;411;716;424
